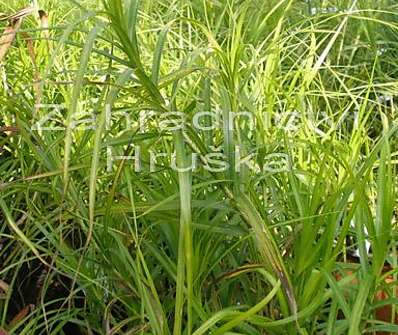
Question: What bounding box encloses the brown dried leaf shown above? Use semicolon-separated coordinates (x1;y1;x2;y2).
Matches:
0;7;39;62
0;126;19;134
0;329;9;335
0;280;9;293
38;10;49;40
9;304;34;327
0;20;21;63
21;32;41;109
0;7;36;22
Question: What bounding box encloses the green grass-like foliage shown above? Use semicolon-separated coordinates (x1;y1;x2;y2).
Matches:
1;0;398;334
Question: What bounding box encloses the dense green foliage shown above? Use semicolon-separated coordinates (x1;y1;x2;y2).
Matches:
1;0;398;334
